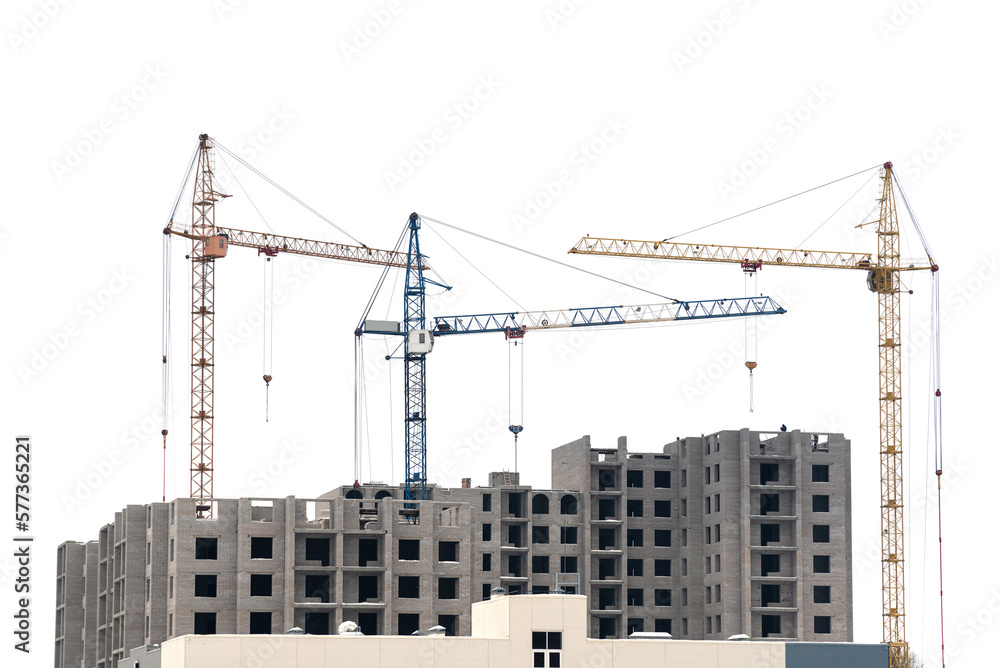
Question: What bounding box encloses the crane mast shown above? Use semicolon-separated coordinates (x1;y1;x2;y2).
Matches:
403;212;431;502
189;134;222;512
875;168;905;661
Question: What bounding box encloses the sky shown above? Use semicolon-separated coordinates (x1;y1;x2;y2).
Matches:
2;1;998;666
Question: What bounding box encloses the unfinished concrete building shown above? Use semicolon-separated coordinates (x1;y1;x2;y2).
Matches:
55;428;852;668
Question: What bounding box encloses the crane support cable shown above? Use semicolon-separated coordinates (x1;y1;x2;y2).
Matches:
418;215;678;303
354;337;363;484
893;173;939;267
353;222;409;488
893;172;945;668
663;164;883;242
167;141;200;224
217;151;275;235
356;223;409;331
795;171;879;249
212;140;367;248
423;221;528;312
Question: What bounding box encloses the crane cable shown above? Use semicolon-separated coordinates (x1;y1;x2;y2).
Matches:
353;336;364;486
508;335;525;472
161;227;172;503
213;140;367;247
894;172;945;668
167;141;200;224
744;267;758;412
217;151;275;235
794;171;879;249
662;164;883;242
424;222;528;311
262;254;275;421
160;141;199;503
353;223;409;488
419;215;678;303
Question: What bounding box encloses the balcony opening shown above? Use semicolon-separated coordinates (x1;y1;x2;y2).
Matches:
358;612;378;636
304;575;329;602
358;575;379;603
598;499;616;520
760;554;780;576
761;614;781;638
304;612;329;635
598;528;616;550
761;584;781;607
760;493;780;515
305;538;330;566
598;587;617;610
359;538;379;566
761;523;780;546
508;493;523;518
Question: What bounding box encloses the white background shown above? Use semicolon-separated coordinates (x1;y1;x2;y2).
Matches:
2;1;998;666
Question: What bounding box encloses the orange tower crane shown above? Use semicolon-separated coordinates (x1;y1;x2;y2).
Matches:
164;134;412;516
568;163;939;668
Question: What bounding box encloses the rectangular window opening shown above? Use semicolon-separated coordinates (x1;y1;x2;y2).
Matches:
398;576;420;598
194;574;217;597
249;612;271;635
250;536;273;559
399;539;420;561
195;537;218;560
438;577;458;600
250;573;272;597
438;541;459;562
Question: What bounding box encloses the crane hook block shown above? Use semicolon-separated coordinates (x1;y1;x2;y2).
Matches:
263;375;273;385
509;425;524;435
745;361;758;372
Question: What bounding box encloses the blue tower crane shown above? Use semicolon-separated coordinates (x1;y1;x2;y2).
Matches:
361;213;789;504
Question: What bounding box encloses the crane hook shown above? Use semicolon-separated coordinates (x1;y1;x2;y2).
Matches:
263;375;273;422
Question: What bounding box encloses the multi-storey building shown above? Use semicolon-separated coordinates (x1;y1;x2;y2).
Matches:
55;428;853;668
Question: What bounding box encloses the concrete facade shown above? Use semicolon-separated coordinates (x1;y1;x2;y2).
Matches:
56;428;852;667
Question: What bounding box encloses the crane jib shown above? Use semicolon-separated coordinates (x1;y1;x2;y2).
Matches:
361;296;785;337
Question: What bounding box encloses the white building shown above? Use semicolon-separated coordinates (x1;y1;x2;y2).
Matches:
125;592;886;668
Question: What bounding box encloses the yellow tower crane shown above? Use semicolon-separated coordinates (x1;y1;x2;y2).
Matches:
568;163;939;668
163;134;413;516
